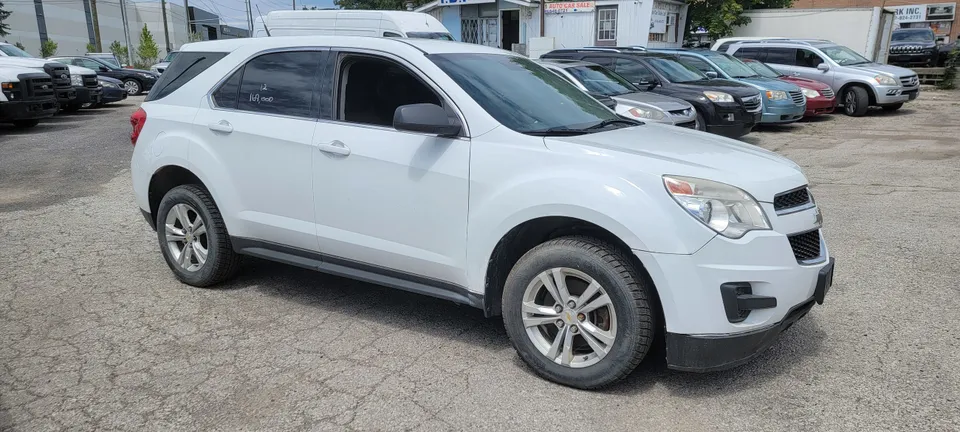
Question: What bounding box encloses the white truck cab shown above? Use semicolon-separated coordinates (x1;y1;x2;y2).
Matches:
0;65;59;127
130;36;835;389
253;10;453;40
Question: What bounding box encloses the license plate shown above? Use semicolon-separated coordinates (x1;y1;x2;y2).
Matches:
814;258;835;305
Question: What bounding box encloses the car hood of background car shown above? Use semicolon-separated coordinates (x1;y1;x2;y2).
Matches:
848;62;916;78
736;76;802;92
0;57;96;76
778;75;832;91
543;123;805;200
611;91;692;112
122;68;156;75
99;75;123;85
669;79;759;97
890;39;936;49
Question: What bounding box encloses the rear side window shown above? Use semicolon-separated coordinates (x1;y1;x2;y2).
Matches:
236;51;323;118
763;48;797;65
145;51;227;101
717;42;733;52
732;47;761;61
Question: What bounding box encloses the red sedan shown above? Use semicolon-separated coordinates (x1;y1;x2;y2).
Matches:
742;59;837;116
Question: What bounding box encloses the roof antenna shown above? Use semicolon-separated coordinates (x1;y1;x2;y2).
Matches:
256;5;271;37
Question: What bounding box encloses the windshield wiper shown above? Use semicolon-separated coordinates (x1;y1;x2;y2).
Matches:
526;126;590;136
582;118;640;131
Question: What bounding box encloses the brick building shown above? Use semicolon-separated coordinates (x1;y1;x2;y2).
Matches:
790;1;957;43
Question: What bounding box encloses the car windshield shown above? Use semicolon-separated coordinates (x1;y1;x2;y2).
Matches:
407;32;455;41
430;53;628;135
0;44;34;57
644;57;707;83
564;65;639;96
892;29;934;42
702;52;759;78
742;59;782;79
163;52;179;62
820;45;871;65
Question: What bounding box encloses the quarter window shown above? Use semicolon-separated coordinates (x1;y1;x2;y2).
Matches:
383;31;402;37
597;7;617;41
235;51;323;118
212;68;242;109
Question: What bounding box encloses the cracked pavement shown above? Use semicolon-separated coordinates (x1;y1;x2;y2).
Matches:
2;93;959;431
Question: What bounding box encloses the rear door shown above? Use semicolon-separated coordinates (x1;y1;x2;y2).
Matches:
191;49;325;251
762;47;801;77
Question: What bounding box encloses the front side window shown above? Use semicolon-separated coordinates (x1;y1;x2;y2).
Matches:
702;52;758;78
797;49;827;68
597;7;618;41
565;65;638;96
613;58;656;84
235;51;323;118
338;54;442;127
677;56;717;75
430;53;620;135
79;58;105;70
644;57;707;83
818;45;870;66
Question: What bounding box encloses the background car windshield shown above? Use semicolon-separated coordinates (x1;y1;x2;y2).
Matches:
0;44;33;57
96;57;122;68
92;58;120;70
703;53;758;78
645;57;706;83
407;32;455;41
892;29;934;42
430;53;618;134
742;59;782;79
566;65;638;96
820;45;871;65
163;52;179;62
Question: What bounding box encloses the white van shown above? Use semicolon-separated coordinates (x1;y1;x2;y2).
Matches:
253;10;454;40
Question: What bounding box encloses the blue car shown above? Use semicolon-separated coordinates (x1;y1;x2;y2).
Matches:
649;49;807;125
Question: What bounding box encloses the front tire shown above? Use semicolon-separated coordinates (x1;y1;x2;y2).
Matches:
157;184;241;287
12;119;40;128
502;236;656;389
882;103;903;112
842;86;870;117
695;113;707;131
124;79;142;95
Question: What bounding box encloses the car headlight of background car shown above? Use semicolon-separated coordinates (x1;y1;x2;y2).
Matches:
70;74;83;87
874;74;898;86
99;79;119;89
702;91;735;103
765;90;788;101
626;106;666;120
801;88;820;98
138;72;156;80
663;175;771;239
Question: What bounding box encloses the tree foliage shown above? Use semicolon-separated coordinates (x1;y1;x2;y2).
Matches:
686;0;793;39
109;40;128;63
14;41;25;50
334;0;429;10
136;24;160;65
188;32;204;42
0;1;11;37
87;43;97;53
40;39;58;57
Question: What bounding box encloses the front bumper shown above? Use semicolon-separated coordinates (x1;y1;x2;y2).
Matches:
55;87;77;105
74;86;103;105
0;98;59;122
874;85;912;104
704;105;759;138
760;102;806;124
888;52;937;66
804;96;837;116
101;86;128;103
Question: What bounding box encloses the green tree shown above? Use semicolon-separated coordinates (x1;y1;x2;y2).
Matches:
0;1;12;37
686;0;793;39
40;39;58;57
14;41;25;50
188;31;204;42
86;42;97;53
333;0;428;10
109;40;128;63
938;48;958;90
136;24;160;66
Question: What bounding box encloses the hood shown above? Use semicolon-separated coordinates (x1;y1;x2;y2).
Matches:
671;79;759;97
778;75;831;91
67;65;96;75
736;76;801;92
98;75;123;84
0;65;45;77
0;57;52;71
611;91;692;112
544;123;806;201
890;40;936;48
849;62;915;78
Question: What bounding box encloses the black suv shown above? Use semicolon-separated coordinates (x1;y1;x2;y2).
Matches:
48;56;158;95
541;48;763;138
889;28;939;67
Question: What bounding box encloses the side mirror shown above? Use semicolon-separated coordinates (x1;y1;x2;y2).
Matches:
393;103;461;137
816;63;830;72
705;71;718;79
99;66;109;72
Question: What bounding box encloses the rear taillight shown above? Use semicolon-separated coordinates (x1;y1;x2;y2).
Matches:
130;107;146;146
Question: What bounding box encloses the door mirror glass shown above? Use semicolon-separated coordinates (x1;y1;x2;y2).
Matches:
705;70;718;78
393;103;461;136
816;63;829;72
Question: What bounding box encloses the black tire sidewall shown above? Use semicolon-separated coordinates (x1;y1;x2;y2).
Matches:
156;186;226;286
502;240;653;388
12;119;40;128
844;87;869;117
695;113;707;131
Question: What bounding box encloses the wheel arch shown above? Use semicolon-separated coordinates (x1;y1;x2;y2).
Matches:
838;80;877;106
148;164;211;228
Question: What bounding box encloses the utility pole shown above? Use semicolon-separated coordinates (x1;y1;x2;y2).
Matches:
120;0;134;66
160;0;172;53
293;0;296;10
245;0;254;33
184;0;191;37
90;0;103;51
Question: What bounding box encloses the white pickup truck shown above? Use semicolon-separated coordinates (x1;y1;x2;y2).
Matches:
0;65;58;128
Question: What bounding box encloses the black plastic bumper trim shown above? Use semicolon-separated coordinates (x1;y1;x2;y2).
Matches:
140;209;156;231
720;282;777;323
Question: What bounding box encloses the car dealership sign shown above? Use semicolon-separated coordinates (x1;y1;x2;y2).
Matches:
893;3;957;23
545;1;595;13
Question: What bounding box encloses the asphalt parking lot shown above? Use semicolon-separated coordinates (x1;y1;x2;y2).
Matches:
2;93;959;431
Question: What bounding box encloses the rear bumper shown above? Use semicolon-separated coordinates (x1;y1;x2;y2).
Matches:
0;98;58;122
804;96;837;116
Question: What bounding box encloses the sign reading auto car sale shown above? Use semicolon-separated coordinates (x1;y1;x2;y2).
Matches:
545;1;595;13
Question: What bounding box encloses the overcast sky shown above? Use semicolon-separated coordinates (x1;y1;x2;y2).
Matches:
182;0;337;28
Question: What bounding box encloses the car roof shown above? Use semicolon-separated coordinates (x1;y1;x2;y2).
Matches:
179;36;513;56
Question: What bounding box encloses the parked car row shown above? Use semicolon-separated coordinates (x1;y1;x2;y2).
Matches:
0;42;139;129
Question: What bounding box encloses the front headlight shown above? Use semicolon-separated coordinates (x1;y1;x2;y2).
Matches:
663;175;771;239
138;72;155;79
70;74;83;87
874;74;897;85
801;88;820;98
626;106;666;120
99;80;118;88
703;91;735;103
765;90;788;100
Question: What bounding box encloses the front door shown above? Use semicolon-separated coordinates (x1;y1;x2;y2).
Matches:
311;51;470;286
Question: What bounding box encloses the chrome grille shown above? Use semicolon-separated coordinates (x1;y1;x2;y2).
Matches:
774;187;812;212
890;45;925;53
789;90;805;105
742;94;762;112
788;230;822;263
900;75;919;88
820;88;835;99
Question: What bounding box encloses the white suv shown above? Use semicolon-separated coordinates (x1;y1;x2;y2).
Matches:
131;36;835;389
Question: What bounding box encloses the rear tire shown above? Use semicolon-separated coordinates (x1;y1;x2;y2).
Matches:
882;103;903;112
11;119;40;128
842;86;870;117
157;184;241;287
502;236;655;389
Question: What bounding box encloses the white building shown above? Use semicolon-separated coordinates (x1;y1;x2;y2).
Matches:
415;0;687;54
2;0;188;62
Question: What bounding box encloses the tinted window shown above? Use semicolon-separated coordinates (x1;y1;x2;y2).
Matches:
406;32;455;40
678;56;716;74
566;65;638;96
212;68;242;109
796;49;825;68
644;57;707;83
145;51;228;101
236;51;322;118
383;32;402;37
582;56;614;67
613;58;656;83
732;47;761;60
763;48;797;65
717;42;733;52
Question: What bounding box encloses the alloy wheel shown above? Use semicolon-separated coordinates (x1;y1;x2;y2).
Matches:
844;91;856;115
164;203;208;272
521;267;618;368
125;80;140;95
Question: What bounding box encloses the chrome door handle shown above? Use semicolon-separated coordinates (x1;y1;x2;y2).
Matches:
208;120;233;133
317;140;351;156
